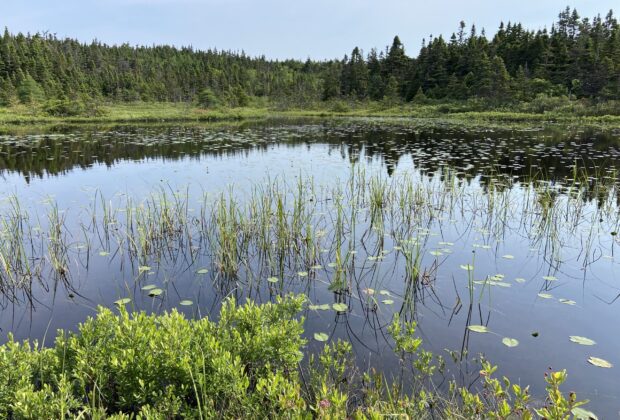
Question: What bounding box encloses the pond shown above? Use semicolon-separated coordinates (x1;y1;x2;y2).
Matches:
1;119;620;417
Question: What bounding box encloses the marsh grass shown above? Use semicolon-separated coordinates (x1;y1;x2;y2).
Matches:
0;163;618;316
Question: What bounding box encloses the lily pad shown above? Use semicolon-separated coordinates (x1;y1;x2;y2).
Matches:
537;293;553;299
332;303;348;312
196;268;209;274
314;332;329;342
570;336;596;346
467;325;490;333
267;277;279;283
502;255;515;260
114;298;131;305
141;284;157;291
99;251;110;257
309;304;330;311
543;275;558;281
382;299;394;305
148;288;163;297
587;357;612;368
559;298;577;305
138;266;151;273
298;271;309;277
502;337;519;347
460;264;474;271
179;300;193;306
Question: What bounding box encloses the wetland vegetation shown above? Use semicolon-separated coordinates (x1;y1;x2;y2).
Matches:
0;4;619;419
0;121;618;418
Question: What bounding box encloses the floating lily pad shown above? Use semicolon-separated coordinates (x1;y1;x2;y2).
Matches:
332;303;348;312
196;268;209;274
314;332;329;342
309;304;330;311
179;300;193;306
537;293;553;299
148;288;163;297
515;278;526;283
382;299;394;305
559;298;577;305
138;266;151;273
502;255;515;259
460;264;474;271
587;357;612;368
267;277;279;283
467;325;490;333
570;336;596;346
502;337;519;347
141;284;157;291
379;290;390;296
298;271;309;277
99;251;110;257
543;276;558;281
114;298;131;305
430;251;443;256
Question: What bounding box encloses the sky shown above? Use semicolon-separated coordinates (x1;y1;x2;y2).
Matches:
1;1;617;60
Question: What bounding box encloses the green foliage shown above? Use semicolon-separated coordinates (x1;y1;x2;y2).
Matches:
196;88;219;108
0;7;618;109
0;295;307;418
0;295;599;419
16;75;45;104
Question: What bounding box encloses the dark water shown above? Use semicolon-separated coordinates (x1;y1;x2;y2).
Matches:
1;119;620;417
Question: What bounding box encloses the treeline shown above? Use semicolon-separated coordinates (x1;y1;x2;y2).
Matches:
0;7;618;112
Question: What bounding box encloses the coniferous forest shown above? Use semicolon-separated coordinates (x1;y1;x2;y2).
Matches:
0;7;618;113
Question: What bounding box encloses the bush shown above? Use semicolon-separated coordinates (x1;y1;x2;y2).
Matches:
0;295;306;418
0;295;595;419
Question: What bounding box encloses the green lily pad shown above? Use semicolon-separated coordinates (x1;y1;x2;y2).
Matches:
467;325;489;333
196;268;209;274
309;304;331;311
298;271;309;277
141;284;156;291
148;288;163;297
460;264;474;271
114;298;131;305
138;266;151;273
587;357;612;368
559;298;577;305
332;303;348;312
537;293;553;299
99;251;110;257
179;300;193;306
543;275;558;281
267;277;279;283
570;336;596;346
314;332;329;342
382;299;394;305
502;337;519;347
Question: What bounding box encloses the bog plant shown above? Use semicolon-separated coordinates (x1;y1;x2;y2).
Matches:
0;296;596;419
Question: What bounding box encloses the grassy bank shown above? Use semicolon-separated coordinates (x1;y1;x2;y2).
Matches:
1;101;619;130
0;296;596;419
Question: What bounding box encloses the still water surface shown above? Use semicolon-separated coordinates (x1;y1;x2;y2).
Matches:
1;119;620;416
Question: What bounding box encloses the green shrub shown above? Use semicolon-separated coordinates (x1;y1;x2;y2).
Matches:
0;295;306;418
0;295;596;419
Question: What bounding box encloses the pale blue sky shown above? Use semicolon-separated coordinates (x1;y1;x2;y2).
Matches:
1;1;617;59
